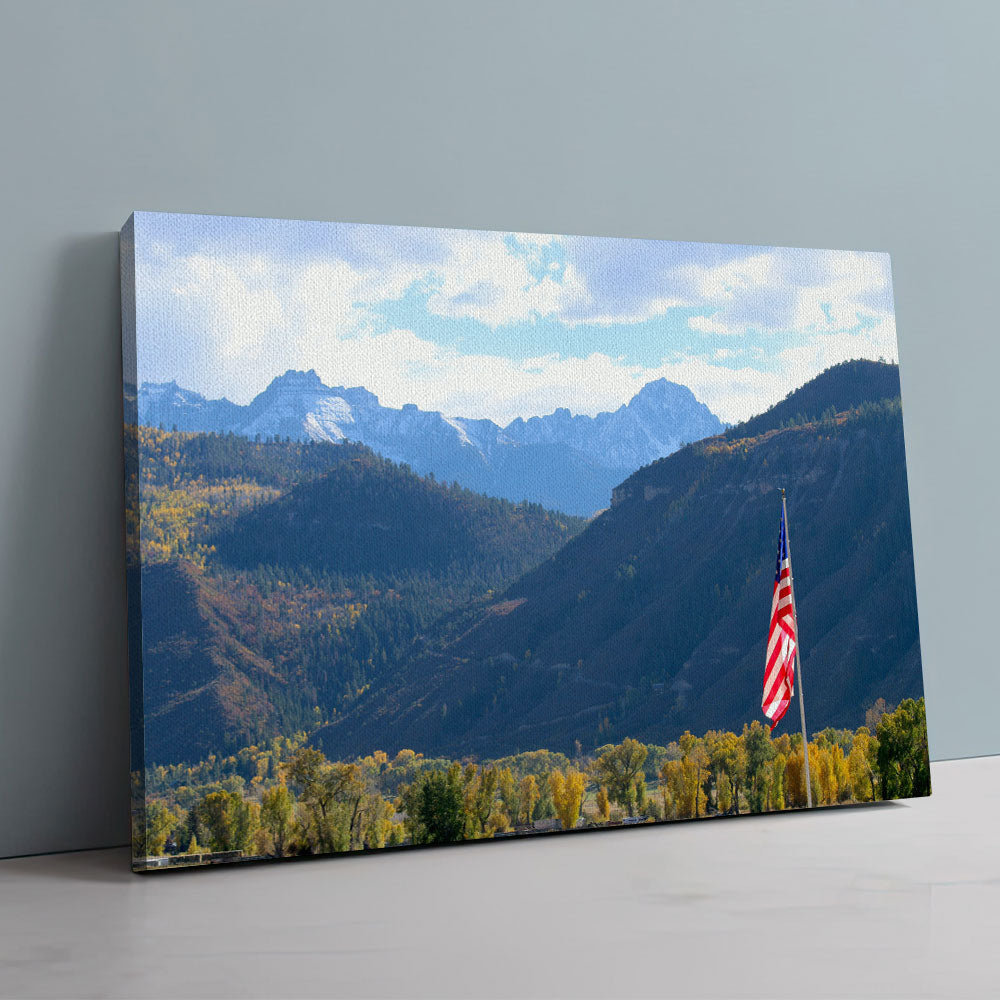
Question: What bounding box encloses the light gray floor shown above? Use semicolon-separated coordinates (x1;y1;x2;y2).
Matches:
1;758;996;1000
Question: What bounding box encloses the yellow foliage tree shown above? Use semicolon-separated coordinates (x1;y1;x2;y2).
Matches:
784;749;806;808
519;774;540;826
717;772;733;814
143;800;178;857
817;746;836;805
848;728;877;801
831;744;850;803
361;795;395;849
549;768;586;830
596;785;611;823
660;755;707;820
261;784;294;857
807;742;823;806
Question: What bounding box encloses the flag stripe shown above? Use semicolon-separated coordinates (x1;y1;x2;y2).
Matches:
762;503;798;731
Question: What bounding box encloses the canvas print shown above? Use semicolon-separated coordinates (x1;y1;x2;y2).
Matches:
121;212;929;871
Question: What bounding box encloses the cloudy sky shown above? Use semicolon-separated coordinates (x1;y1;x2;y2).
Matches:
131;212;898;425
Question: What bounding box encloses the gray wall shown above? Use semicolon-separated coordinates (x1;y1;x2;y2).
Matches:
1;0;996;859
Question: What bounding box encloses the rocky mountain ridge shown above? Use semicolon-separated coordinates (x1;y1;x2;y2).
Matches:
136;370;723;515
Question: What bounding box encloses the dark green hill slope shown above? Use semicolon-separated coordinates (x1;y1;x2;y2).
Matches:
724;358;899;439
314;361;922;761
211;447;584;584
135;434;585;764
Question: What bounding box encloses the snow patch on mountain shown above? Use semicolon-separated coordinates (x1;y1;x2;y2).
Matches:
136;370;724;515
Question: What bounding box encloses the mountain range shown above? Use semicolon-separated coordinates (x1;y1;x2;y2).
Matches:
137;371;724;515
311;360;922;761
131;359;923;767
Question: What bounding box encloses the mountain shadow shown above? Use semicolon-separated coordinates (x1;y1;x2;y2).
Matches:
210;446;586;583
312;360;922;761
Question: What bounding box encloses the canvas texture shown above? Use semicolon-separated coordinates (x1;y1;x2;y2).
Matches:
121;212;929;871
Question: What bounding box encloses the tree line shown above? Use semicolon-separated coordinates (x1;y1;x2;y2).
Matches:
135;697;929;862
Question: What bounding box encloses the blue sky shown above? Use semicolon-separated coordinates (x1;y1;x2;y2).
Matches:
131;212;898;424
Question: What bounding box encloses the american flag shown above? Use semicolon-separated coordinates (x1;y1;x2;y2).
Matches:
762;503;797;730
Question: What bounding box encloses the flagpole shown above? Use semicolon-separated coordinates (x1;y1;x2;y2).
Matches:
781;488;813;808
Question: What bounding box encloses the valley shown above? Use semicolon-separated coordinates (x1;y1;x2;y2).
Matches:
128;360;923;770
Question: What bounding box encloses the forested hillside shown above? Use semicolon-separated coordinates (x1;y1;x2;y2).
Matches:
211;448;580;581
314;361;923;761
129;428;585;764
722;358;900;440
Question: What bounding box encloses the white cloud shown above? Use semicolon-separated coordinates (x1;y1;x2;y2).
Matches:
683;248;894;338
137;225;901;427
423;230;587;328
142;249;286;402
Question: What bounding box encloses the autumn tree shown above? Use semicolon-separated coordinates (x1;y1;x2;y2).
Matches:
784;748;803;807
831;744;850;803
519;774;540;826
285;747;337;851
596;785;611;823
592;739;648;816
678;732;709;818
498;768;520;828
635;776;648;816
359;795;395;849
816;745;836;805
142;800;178;857
286;747;364;852
708;731;746;814
660;750;707;820
461;765;500;838
807;742;823;806
549;769;586;830
336;764;367;849
716;772;733;814
848;727;878;801
261;784;295;857
194;790;259;853
660;759;682;818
